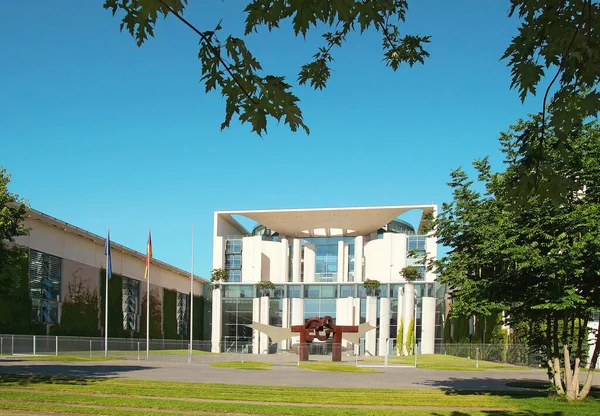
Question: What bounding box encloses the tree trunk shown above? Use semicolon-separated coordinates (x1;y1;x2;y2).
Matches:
578;329;599;399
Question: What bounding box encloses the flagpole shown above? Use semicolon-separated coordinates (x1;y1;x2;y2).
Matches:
189;223;194;363
104;228;109;358
146;225;150;360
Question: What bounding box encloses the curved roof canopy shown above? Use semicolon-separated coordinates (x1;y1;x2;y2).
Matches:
217;205;436;238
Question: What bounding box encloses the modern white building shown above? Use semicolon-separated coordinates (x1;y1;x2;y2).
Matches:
210;205;445;356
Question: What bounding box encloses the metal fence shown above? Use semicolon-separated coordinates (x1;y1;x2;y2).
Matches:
435;343;542;367
6;334;598;369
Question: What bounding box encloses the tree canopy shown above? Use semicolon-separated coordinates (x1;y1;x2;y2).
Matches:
434;118;600;400
104;1;599;139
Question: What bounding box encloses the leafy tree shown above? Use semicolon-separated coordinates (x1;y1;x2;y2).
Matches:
104;1;599;145
0;167;31;333
0;166;28;245
104;0;431;136
435;117;600;400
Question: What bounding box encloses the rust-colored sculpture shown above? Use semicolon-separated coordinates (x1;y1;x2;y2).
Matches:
248;317;374;362
291;316;358;362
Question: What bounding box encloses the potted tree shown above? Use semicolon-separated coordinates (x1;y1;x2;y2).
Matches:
210;268;229;289
363;279;381;297
255;280;276;297
399;265;421;282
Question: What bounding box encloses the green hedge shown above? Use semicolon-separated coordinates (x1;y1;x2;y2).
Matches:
52;279;100;337
99;269;129;338
192;295;204;340
162;289;177;339
139;288;162;339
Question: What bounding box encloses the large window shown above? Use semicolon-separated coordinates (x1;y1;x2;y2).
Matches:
304;299;336;321
407;235;426;252
225;238;242;282
29;249;61;324
303;237;355;282
122;277;139;331
176;292;189;336
222;299;253;352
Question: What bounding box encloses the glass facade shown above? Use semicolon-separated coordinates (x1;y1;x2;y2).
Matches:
219;282;446;352
29;249;61;324
122;276;139;331
302;237;355;283
176;292;189;336
222;298;253;352
225;239;242;282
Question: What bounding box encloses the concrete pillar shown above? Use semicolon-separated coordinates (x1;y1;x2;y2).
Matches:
343;244;349;282
337;241;345;282
282;298;290;350
212;236;225;269
292;239;301;283
303;244;315;283
402;283;415;355
365;295;377;356
291;298;304;347
251;298;260;354
421;296;436;354
211;287;222;353
378;297;390;356
353;297;361;354
259;296;270;354
280;238;289;282
354;236;364;282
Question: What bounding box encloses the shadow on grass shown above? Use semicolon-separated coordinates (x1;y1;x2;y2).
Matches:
0;362;153;385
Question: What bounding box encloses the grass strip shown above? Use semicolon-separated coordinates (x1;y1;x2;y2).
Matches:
0;394;498;416
297;363;379;373
209;361;271;370
0;374;599;415
361;354;530;371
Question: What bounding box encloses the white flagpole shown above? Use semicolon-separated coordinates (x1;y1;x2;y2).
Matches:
189;223;194;363
104;228;109;358
146;225;150;360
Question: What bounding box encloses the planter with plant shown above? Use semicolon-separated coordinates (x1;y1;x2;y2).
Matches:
255;280;276;297
363;279;380;297
210;268;229;288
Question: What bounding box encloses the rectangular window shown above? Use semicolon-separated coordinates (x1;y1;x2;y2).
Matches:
225;238;242;282
340;285;356;298
29;249;61;324
288;285;302;298
407;235;426;252
304;285;321;299
176;292;189;336
122;277;140;331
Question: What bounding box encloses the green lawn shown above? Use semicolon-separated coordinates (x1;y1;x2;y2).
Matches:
0;374;597;415
362;354;531;371
298;362;379;373
210;361;271;370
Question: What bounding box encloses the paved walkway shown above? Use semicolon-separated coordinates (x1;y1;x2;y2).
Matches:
1;357;589;391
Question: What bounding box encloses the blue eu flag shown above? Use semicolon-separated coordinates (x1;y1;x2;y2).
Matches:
105;230;112;279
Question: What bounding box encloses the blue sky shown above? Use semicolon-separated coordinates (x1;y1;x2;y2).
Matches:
1;1;544;278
